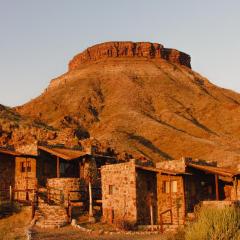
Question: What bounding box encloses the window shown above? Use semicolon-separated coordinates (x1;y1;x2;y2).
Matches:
109;185;114;195
26;161;31;172
20;161;31;172
20;162;25;172
163;181;170;193
171;181;178;193
163;180;178;193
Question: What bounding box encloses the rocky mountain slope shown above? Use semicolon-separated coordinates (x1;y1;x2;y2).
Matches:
0;104;79;153
12;41;240;167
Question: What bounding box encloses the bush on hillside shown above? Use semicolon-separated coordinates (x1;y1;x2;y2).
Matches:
185;205;240;240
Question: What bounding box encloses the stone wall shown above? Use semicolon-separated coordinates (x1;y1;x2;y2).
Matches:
47;178;83;207
101;161;137;225
156;158;217;173
230;179;240;201
68;41;191;71
202;200;240;208
101;161;186;226
157;174;185;225
156;158;186;172
237;180;240;200
14;156;37;201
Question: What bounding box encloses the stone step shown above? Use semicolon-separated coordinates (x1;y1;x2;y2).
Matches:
35;202;69;229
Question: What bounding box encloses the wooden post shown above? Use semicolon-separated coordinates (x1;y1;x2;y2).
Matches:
150;204;154;226
31;190;35;219
181;176;186;224
9;185;12;203
57;156;60;178
234;177;238;200
215;174;219;200
47;188;49;203
89;181;93;217
25;157;29;201
160;214;163;233
68;205;72;223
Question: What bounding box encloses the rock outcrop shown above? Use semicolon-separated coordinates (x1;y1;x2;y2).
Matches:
68;41;191;71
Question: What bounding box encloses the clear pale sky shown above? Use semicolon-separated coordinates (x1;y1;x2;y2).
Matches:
0;0;239;107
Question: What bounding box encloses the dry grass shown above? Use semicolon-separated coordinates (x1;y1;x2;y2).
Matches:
185;206;240;240
0;206;31;240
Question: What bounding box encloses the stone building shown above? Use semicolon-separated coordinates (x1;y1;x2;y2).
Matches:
157;158;240;205
0;148;37;201
101;160;185;226
0;144;116;204
101;158;240;227
37;145;117;204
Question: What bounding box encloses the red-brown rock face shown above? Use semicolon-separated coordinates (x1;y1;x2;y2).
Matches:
68;41;191;71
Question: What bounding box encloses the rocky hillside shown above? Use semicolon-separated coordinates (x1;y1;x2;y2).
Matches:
0;104;79;153
14;41;240;167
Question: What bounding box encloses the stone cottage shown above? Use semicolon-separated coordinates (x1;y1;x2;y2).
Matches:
37;145;117;205
101;158;240;228
0;148;37;201
0;144;117;204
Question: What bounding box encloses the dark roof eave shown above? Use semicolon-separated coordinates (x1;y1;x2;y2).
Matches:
0;148;37;158
186;163;239;178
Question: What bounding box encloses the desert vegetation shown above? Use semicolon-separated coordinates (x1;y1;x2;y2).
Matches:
184;205;240;240
0;203;31;240
0;201;21;218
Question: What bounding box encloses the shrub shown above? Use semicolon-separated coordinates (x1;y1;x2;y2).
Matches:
0;201;21;218
185;206;240;240
115;220;136;231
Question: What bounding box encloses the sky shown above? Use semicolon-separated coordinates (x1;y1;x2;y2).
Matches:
0;0;240;107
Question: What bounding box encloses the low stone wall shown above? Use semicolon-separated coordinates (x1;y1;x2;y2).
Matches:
156;158;186;172
202;200;240;208
47;178;83;207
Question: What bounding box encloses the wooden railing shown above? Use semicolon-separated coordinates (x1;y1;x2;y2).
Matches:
13;188;36;203
67;187;102;221
0;187;38;219
159;208;173;233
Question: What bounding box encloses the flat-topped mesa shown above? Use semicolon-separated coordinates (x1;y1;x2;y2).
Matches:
68;41;191;71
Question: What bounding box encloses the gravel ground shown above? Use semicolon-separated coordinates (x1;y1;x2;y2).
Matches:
31;225;173;240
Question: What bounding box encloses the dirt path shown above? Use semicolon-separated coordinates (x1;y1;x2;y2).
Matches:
31;226;173;240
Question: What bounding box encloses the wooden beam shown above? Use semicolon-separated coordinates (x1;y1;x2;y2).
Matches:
181;176;186;224
215;174;219;200
25;157;29;201
234;177;238;200
57;156;60;178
